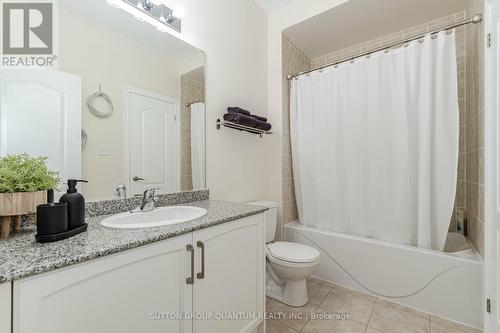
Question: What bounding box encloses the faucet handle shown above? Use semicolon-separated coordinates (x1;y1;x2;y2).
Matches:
115;184;127;198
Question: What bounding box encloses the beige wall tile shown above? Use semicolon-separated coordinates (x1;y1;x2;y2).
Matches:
466;181;479;219
458;153;466;181
281;33;311;238
456;181;466;208
403;25;428;39
466;149;483;184
283;177;295;202
464;0;484;255
467;215;483;256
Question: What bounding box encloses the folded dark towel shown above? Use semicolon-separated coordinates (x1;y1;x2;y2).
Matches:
228;107;268;122
227;107;251;116
254;120;272;131
252;115;268;122
223;112;258;128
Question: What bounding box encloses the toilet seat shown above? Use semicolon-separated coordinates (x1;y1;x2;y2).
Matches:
266;242;320;263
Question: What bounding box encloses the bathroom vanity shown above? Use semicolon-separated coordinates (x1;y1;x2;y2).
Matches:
0;198;267;333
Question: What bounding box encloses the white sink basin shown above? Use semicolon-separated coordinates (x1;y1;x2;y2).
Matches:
100;206;207;229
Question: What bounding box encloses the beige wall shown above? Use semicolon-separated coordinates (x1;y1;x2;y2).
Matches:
280;12;475;244
180;76;205;191
465;0;485;257
59;8;182;200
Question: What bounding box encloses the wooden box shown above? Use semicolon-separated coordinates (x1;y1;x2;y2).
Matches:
0;191;47;240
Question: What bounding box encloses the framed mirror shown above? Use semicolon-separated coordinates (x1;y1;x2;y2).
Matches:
0;0;206;201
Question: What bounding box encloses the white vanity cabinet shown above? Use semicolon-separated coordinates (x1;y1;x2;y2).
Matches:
0;281;11;333
13;234;193;333
193;215;265;333
11;214;265;333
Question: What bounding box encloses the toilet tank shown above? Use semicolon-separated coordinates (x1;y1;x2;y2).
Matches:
246;201;278;243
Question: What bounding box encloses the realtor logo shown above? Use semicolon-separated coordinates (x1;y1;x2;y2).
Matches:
1;1;57;67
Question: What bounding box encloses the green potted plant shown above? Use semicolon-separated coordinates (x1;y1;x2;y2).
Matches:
0;154;59;239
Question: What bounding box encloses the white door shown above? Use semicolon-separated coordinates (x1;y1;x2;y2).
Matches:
0;69;81;193
485;0;500;332
192;215;265;333
126;88;179;196
13;234;193;333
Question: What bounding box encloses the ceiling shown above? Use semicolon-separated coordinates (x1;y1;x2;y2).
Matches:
253;0;296;13
284;0;468;59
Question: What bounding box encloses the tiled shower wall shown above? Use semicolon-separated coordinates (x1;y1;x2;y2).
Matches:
180;75;205;191
280;34;311;240
464;0;485;257
281;12;479;249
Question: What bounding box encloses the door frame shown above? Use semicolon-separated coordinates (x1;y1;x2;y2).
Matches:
123;87;180;195
484;0;499;331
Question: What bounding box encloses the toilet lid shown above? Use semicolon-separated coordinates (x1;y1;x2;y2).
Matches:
267;242;320;263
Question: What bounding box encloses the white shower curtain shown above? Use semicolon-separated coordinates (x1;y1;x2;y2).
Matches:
290;31;459;251
191;102;206;190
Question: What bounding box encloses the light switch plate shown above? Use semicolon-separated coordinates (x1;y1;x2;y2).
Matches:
98;144;111;156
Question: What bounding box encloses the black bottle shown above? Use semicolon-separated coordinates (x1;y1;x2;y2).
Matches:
59;179;88;229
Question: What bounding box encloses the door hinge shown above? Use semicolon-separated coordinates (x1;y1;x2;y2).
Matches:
487;298;491;313
487;33;492;48
174;114;177;121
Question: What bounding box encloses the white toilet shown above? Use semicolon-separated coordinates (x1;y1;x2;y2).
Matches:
247;201;320;307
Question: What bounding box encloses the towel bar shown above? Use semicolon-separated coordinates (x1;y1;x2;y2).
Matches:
216;119;272;138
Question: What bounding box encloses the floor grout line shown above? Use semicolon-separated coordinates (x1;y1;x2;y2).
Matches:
365;298;376;331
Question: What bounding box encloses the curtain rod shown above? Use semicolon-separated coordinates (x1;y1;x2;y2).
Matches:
185;100;205;107
286;13;483;80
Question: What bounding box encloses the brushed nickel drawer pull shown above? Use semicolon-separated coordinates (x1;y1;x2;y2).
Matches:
197;241;205;279
186;244;194;284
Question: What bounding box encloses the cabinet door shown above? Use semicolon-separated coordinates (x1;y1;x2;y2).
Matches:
0;282;11;333
193;214;265;333
14;234;193;333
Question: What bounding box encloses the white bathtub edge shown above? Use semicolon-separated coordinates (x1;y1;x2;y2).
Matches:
285;222;483;329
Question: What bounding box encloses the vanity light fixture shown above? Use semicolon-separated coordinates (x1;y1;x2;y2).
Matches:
107;0;183;33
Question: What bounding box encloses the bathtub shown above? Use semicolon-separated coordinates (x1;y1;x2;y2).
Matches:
285;222;483;329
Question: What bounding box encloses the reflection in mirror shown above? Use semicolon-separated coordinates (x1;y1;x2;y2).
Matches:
0;0;206;201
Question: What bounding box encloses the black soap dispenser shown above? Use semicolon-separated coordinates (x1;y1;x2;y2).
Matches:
59;179;88;230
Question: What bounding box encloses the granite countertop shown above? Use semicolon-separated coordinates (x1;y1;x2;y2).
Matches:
0;200;267;284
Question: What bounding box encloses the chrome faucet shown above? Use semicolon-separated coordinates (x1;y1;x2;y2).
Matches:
115;184;127;199
131;188;159;213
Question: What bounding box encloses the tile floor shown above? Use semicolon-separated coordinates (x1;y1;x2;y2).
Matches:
266;278;482;333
